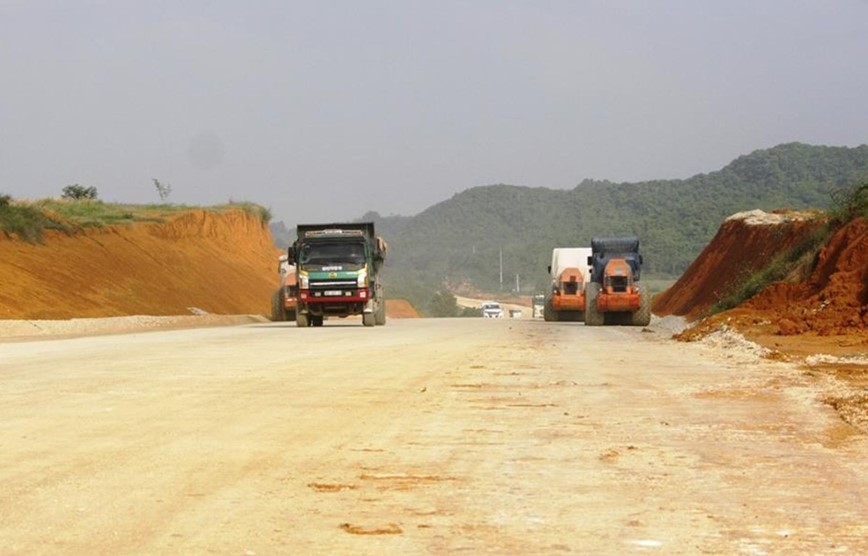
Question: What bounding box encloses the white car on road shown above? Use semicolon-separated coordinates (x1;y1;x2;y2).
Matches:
481;301;504;318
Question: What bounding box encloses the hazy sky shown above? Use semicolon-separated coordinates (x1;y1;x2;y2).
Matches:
2;1;866;224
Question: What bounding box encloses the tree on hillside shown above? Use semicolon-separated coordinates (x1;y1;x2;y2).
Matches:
61;184;98;200
428;290;459;317
152;178;173;202
830;180;868;225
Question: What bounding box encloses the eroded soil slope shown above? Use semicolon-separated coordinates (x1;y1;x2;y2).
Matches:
0;210;280;319
653;211;868;432
652;209;824;320
656;212;868;355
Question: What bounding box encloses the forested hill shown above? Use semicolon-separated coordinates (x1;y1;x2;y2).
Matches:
274;142;868;305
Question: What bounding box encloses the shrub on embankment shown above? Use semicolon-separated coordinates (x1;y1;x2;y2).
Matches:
0;196;272;241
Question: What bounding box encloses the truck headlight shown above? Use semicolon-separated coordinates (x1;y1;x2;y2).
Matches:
356;268;367;287
299;272;309;289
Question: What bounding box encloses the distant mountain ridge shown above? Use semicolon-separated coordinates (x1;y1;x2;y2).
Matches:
272;142;868;309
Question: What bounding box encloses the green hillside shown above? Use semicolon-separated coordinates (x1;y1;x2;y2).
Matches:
273;142;868;313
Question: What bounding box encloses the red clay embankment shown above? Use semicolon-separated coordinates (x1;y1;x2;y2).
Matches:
0;210;280;319
652;209;824;320
653;209;867;359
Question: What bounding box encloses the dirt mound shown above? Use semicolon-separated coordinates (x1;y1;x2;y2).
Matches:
743;217;868;335
661;213;868;431
0;210;280;319
386;298;420;318
662;212;868;359
652;209;824;319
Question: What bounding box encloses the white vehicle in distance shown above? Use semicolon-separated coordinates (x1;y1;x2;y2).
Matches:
481;301;504;318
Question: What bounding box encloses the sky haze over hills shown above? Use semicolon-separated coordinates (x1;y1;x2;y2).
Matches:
1;1;866;224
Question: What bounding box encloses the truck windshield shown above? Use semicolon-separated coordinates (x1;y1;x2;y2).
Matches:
300;242;365;265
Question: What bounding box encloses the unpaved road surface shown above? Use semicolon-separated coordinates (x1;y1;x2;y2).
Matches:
1;318;867;554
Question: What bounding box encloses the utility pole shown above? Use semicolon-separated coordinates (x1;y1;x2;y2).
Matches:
515;273;520;293
499;248;503;290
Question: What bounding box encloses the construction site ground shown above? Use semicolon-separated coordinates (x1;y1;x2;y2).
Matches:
2;317;867;554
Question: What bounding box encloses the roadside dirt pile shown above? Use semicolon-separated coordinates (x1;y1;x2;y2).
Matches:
652;209;824;319
386;299;420;318
653;211;868;432
743;217;868;336
0;210;280;319
654;210;867;358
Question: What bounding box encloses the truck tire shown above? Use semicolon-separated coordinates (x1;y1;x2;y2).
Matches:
375;299;386;326
286;310;297;322
363;312;376;327
632;283;651;326
374;283;386;326
296;312;309;327
312;315;324;327
584;283;604;326
271;290;285;322
543;295;558;322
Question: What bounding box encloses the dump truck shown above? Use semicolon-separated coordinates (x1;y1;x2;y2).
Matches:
270;254;298;322
584;236;650;326
286;222;387;327
544;247;592;322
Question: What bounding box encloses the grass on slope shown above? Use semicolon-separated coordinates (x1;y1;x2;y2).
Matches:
0;195;271;243
708;180;867;315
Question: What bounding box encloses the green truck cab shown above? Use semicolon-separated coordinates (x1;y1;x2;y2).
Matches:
286;223;387;327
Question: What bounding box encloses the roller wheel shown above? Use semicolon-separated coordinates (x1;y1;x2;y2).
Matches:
543;295;558;322
584;283;604;326
632;283;651;326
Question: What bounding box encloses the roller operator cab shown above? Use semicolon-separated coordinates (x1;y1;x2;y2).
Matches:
286;223;387;327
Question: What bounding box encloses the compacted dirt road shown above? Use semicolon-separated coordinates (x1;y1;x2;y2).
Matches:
1;318;867;554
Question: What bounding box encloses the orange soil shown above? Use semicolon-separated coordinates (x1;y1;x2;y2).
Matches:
653;213;868;427
652;210;825;320
0;210;418;320
385;299;420;318
657;215;868;357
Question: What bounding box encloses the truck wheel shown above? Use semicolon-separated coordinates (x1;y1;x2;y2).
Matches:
271;291;285;322
543;296;558;322
363;312;376;327
296;312;309;327
375;299;386;325
632;283;652;326
584;283;604;326
286;310;296;321
312;315;324;327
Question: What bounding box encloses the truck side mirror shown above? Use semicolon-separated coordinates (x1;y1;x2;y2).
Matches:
547;265;551;274
286;248;295;265
587;256;593;266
